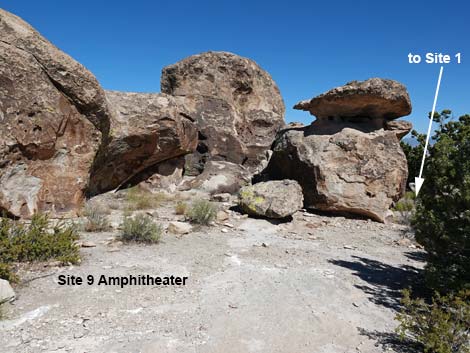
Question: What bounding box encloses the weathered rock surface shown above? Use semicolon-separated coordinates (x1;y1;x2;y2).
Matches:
168;221;192;235
161;51;285;171
183;161;250;194
264;78;412;222
88;91;198;194
0;9;109;218
136;157;185;193
294;78;411;120
384;120;413;139
0;279;15;304
265;126;408;222
238;180;303;218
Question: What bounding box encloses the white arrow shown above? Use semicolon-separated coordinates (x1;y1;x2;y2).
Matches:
415;65;444;196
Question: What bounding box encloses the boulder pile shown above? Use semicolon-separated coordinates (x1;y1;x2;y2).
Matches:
0;9;414;224
263;78;412;222
0;9;285;218
161;51;285;174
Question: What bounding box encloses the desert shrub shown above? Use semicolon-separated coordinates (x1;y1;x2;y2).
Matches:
175;201;187;215
401;110;452;189
396;289;470;353
412;112;470;293
82;203;110;232
393;191;416;224
0;214;80;282
120;214;162;243
126;187;167;210
185;199;217;225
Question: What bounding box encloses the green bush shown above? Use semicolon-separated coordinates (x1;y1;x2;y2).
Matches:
82;203;110;232
401;110;452;188
175;201;187;215
185;199;217;225
0;214;80;282
120;214;162;244
393;191;416;224
412;112;470;293
396;289;470;353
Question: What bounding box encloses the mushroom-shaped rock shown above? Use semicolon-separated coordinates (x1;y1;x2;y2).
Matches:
238;180;304;218
294;78;412;120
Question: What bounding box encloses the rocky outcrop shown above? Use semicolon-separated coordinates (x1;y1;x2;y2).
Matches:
238;180;303;219
161;51;285;173
294;78;411;120
88;91;198;194
0;9;200;217
183;161;250;195
263;78;411;222
0;9;109;218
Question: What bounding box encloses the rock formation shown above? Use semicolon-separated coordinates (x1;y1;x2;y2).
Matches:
0;9;199;216
264;78;412;222
294;78;411;120
182;161;250;195
238;180;303;218
0;9;110;218
161;51;285;174
88;91;197;194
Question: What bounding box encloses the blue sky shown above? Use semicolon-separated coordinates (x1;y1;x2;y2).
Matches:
2;1;469;132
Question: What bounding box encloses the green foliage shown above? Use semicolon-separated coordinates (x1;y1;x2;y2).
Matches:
394;191;416;212
175;201;187;215
82;203;110;232
412;112;470;293
120;214;162;244
401;130;426;187
393;191;416;224
126;187;167;210
0;214;80;282
396;289;470;353
185;199;217;225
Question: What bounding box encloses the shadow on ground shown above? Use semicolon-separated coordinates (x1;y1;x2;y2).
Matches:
329;256;426;352
357;328;422;353
328;256;424;310
404;251;427;263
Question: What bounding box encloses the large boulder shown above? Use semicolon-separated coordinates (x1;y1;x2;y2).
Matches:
265;124;408;222
0;9;110;218
88;91;198;194
294;78;411;120
161;51;285;172
263;78;412;222
238;180;304;219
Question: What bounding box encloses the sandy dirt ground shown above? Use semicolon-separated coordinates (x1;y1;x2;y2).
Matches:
0;195;424;353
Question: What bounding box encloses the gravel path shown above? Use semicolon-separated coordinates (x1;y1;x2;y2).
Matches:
0;205;423;353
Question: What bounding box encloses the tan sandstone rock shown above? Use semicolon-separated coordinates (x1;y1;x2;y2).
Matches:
0;9;110;217
161;51;285;172
88;91;198;194
238;180;304;219
183;161;250;195
294;78;411;120
264;78;412;222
